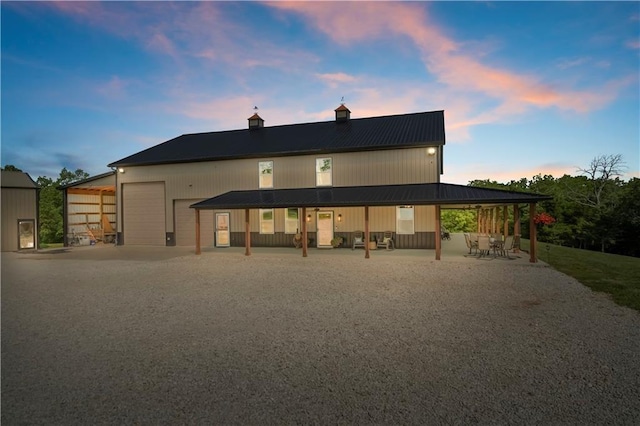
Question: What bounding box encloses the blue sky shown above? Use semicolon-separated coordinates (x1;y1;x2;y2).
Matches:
2;1;638;184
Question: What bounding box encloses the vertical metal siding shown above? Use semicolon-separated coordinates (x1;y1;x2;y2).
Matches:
1;188;38;251
122;182;166;245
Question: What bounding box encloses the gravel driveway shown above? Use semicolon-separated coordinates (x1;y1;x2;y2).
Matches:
2;247;639;424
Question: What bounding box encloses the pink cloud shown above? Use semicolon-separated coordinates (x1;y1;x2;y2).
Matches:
96;76;129;100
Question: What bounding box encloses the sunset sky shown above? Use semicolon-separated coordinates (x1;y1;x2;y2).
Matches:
2;1;638;184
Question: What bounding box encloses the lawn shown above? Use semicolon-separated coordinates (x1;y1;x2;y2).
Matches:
521;239;640;311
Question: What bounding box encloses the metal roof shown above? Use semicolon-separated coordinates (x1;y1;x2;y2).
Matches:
191;183;551;210
1;171;38;189
57;171;116;190
109;110;445;167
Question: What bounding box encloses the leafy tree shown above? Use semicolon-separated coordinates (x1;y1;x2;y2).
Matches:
1;164;23;171
37;168;89;244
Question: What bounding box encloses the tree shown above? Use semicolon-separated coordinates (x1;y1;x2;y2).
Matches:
1;164;23;171
37;168;90;244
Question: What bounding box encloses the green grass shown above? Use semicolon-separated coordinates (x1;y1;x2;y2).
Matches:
39;242;64;249
521;239;640;311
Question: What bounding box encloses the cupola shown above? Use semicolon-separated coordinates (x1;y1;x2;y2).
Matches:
248;108;264;129
335;104;351;122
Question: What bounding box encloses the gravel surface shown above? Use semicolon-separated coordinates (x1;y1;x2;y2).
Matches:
2;248;640;425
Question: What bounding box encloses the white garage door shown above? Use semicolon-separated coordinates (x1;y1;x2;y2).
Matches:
123;182;166;245
174;200;214;247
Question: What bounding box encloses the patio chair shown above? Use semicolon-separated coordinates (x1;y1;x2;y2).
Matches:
502;235;515;259
352;231;366;250
376;231;395;250
477;235;494;259
463;233;478;255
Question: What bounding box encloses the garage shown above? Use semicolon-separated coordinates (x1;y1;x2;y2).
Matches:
174;199;214;247
123;182;166;245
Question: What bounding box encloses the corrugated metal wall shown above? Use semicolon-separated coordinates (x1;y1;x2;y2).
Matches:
116;147;439;235
1;188;38;251
122;182;166;245
67;192;116;236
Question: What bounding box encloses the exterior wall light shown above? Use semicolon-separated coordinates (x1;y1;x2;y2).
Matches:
306;214;311;222
337;214;342;222
427;147;437;156
118;167;125;173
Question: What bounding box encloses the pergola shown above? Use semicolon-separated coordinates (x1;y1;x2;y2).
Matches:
191;183;552;263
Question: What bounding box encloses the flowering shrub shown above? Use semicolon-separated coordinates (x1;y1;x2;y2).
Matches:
533;212;556;225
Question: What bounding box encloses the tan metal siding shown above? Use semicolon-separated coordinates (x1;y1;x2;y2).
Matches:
122;182;166;245
174;200;214;247
1;188;38;251
115;147;439;234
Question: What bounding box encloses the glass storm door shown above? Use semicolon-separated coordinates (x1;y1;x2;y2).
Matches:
215;213;230;247
316;211;334;248
18;219;35;249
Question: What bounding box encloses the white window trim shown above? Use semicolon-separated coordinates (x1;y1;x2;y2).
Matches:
396;205;415;235
259;160;273;189
284;208;299;234
259;208;274;234
315;157;332;187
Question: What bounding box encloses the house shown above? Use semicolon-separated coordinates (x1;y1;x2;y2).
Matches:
108;105;550;261
59;171;116;245
1;170;39;251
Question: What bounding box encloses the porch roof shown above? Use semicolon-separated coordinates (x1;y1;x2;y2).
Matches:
190;183;551;210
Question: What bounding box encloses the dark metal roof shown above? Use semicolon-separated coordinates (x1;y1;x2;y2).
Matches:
190;183;551;210
109;110;445;167
57;171;116;189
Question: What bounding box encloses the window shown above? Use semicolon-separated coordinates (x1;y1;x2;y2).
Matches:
284;208;299;234
259;160;273;189
259;209;274;234
316;157;332;186
396;206;414;234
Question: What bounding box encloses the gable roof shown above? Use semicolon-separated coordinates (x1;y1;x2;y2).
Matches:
1;171;38;189
109;110;445;167
190;183;551;210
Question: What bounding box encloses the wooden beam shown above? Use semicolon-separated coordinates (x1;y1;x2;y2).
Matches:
514;204;521;252
435;205;441;260
529;203;537;263
364;206;370;259
195;209;201;255
301;207;308;257
245;208;251;256
503;206;509;237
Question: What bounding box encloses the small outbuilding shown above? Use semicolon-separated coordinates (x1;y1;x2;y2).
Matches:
1;170;39;251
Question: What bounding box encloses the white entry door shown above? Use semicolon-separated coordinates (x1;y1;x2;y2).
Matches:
316;211;334;248
215;212;230;247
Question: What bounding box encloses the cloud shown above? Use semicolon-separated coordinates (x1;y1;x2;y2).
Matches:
96;76;129;100
267;2;628;137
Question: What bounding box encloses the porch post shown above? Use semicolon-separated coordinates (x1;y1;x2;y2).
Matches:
245;208;251;256
476;208;481;232
195;209;201;255
364;205;370;259
435;205;441;260
503;206;508;237
301;207;308;257
514;204;521;252
529;202;537;263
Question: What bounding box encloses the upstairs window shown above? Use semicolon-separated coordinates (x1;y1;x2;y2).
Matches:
396;206;415;234
259;161;273;189
316;157;332;186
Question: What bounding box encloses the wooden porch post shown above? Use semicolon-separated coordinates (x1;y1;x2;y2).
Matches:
514;204;521;253
435;205;441;260
503;206;509;237
244;208;251;256
195;209;201;255
364;205;370;259
301;207;308;257
529;202;537;263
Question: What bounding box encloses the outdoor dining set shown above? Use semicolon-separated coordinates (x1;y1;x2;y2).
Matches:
464;232;519;260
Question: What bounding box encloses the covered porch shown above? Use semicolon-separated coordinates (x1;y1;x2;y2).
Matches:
191;183;551;263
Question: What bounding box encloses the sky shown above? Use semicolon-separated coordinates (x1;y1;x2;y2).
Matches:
1;1;639;185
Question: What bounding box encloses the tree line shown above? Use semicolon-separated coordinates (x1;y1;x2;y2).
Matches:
442;155;639;257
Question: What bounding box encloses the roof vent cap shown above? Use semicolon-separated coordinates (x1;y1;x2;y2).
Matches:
334;103;351;122
248;106;264;129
